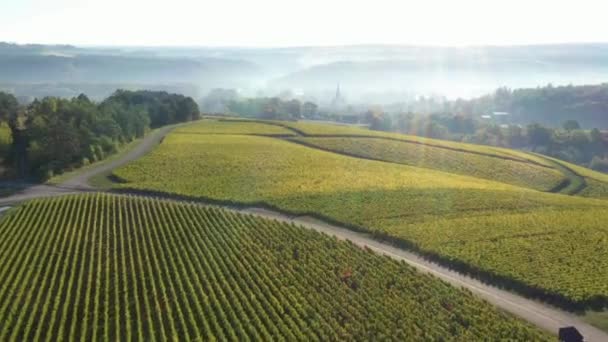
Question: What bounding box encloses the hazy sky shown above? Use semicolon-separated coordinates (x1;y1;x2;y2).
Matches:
1;0;607;46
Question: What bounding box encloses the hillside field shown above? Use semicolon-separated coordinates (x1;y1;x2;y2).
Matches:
0;194;549;340
221;118;608;197
289;137;564;191
114;119;608;310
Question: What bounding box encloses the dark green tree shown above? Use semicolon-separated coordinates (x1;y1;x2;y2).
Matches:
527;123;553;149
562;120;581;131
0;92;28;176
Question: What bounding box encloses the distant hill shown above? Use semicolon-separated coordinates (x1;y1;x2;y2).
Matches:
0;54;260;84
0;42;78;55
3;42;608;102
270;45;608;99
0;43;262;98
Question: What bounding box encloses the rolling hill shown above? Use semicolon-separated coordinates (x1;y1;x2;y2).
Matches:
114;119;608;311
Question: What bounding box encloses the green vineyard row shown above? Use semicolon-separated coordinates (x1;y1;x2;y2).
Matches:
0;194;549;340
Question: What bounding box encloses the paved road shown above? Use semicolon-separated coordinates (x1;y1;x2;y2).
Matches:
0;125;176;206
0;123;607;340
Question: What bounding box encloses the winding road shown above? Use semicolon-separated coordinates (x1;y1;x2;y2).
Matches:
0;125;175;206
0;124;606;341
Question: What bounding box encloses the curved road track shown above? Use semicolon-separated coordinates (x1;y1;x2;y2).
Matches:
0;125;606;341
0;125;175;205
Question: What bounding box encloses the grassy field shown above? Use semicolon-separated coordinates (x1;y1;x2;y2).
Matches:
114;121;608;310
0;194;549;340
290;137;565;191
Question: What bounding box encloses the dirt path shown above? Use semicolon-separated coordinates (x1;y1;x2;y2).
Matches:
61;125;176;190
0;123;606;340
0;125;176;206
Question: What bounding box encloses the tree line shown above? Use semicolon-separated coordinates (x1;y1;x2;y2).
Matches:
0;90;200;180
201;89;318;121
363;111;608;172
448;84;608;128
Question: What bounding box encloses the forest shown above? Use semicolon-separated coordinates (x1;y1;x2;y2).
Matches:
0;90;200;180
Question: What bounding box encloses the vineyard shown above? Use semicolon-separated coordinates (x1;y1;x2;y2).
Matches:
259;119;608;197
376;208;608;306
113;123;608;309
289;136;564;191
541;155;608;198
114;133;528;202
174;119;296;136
273;120;550;162
0;194;550;340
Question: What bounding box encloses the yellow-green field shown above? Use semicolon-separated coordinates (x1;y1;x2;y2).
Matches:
289;137;564;191
114;119;608;309
275;121;546;163
270;120;608;197
174;119;297;136
540;155;608;199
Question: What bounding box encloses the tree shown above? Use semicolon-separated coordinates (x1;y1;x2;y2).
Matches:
526;123;552;149
104;90;199;128
590;156;608;172
302;102;318;119
568;130;590;148
505;125;524;148
590;128;602;144
0;92;28;176
394;113;413;133
285;99;301;119
176;97;200;122
0;92;18;123
262;97;281;119
562;120;581;131
201;88;238;113
423;121;448;139
363;109;392;132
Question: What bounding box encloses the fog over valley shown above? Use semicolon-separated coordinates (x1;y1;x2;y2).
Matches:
3;42;608;105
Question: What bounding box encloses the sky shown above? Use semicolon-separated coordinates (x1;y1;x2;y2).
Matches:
1;0;607;47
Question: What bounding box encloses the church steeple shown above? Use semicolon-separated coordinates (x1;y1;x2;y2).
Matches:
331;83;346;111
